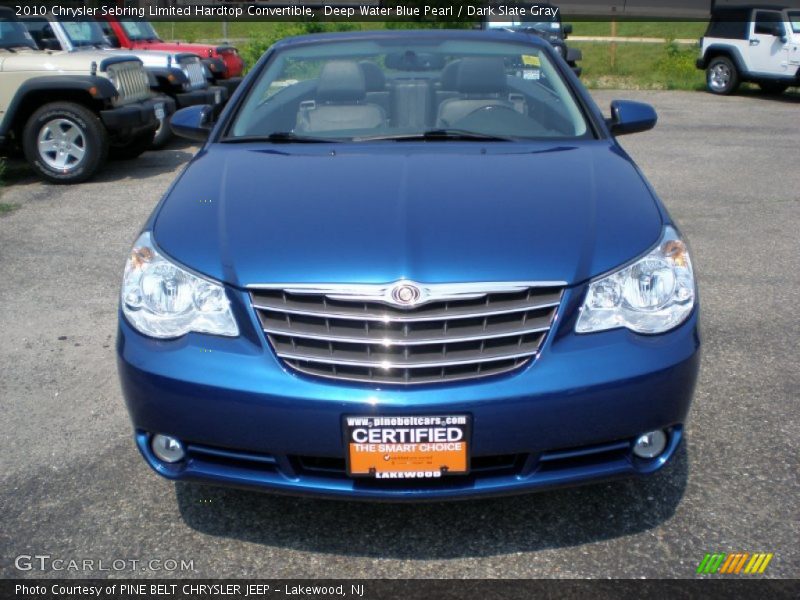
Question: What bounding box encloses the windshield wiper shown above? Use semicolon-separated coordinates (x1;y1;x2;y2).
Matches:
357;129;514;142
221;132;342;144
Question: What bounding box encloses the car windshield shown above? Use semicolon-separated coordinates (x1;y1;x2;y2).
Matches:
229;38;590;142
60;19;107;47
789;11;800;33
120;20;160;42
0;15;37;49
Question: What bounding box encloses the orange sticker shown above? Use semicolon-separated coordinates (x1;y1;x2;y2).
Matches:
344;415;470;478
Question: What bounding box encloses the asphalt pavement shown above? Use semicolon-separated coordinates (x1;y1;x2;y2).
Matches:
0;89;798;579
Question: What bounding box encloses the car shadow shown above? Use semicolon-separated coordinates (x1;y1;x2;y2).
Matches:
736;88;800;104
93;145;198;183
175;442;689;559
1;142;197;187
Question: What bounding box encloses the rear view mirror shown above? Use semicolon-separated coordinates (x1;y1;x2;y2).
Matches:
563;23;573;36
606;100;657;136
171;105;213;142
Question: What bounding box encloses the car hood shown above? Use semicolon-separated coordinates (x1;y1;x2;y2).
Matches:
136;40;218;54
153;142;663;288
0;48;122;72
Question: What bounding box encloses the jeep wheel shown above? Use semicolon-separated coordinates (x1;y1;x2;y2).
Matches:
706;57;739;95
23;102;108;184
110;129;156;160
758;81;788;95
150;114;172;149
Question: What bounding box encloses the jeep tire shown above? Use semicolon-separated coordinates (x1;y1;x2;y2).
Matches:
706;56;739;95
110;128;157;160
758;81;788;95
22;102;108;184
150;113;172;149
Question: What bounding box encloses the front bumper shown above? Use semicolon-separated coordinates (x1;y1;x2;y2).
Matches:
100;96;175;132
117;286;700;501
175;86;228;109
216;77;243;96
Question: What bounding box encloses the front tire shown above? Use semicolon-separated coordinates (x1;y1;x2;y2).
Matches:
758;81;788;95
110;129;156;160
706;56;739;95
22;102;108;184
150;114;172;149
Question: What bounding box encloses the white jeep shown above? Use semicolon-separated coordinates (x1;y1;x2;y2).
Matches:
20;15;226;148
697;5;800;95
0;8;171;183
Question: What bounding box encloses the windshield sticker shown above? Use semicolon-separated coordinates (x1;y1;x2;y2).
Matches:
521;54;541;67
523;69;541;80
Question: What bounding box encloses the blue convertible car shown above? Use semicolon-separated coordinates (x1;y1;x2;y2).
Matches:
117;30;699;500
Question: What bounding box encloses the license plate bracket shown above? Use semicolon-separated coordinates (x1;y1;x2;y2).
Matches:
344;414;470;479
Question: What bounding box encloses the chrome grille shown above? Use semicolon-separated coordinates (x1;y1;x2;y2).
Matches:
179;56;207;89
250;282;563;385
108;62;150;103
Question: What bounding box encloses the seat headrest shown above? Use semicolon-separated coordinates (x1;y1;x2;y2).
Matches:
456;57;507;94
440;59;462;91
316;61;366;102
358;61;386;92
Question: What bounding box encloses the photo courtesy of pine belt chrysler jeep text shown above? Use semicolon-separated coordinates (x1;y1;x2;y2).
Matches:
117;30;700;501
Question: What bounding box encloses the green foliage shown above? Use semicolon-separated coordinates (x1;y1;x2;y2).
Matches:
574;41;705;90
655;41;700;88
240;22;362;72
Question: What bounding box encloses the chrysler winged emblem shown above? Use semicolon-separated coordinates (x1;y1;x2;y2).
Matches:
390;282;422;307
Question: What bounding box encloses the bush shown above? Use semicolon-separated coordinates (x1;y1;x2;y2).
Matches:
241;22;361;72
656;41;701;89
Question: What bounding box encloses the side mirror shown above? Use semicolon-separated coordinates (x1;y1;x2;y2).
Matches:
563;23;573;36
170;105;213;142
606;100;657;136
769;25;787;41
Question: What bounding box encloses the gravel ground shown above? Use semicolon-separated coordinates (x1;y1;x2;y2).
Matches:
0;89;798;579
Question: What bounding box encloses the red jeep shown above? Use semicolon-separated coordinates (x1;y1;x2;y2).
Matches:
99;17;244;95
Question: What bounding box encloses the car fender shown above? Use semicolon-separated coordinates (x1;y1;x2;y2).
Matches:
0;75;117;137
700;43;748;75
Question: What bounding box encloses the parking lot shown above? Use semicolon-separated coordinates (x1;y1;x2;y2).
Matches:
0;89;798;578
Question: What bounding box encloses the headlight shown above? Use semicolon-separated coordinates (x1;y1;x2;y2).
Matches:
576;226;695;335
107;71;120;91
121;232;239;339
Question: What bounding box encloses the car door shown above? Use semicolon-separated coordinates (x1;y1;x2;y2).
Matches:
748;10;791;76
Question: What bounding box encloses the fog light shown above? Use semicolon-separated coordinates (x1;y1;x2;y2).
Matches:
632;430;667;459
151;434;185;463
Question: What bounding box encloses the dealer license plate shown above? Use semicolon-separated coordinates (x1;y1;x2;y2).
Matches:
154;102;165;120
344;414;470;479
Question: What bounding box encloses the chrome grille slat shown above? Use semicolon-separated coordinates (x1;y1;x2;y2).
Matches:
260;316;553;346
109;62;150;103
179;57;207;89
277;348;539;369
251;291;562;322
250;283;562;385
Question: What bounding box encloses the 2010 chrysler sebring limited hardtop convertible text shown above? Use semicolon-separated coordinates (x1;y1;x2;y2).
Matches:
117;30;700;500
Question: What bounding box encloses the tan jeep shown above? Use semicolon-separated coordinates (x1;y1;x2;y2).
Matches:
0;7;174;183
